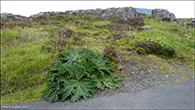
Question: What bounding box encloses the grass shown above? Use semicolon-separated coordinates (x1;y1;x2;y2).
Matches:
1;12;194;104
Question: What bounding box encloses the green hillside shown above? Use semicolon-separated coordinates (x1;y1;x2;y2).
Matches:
1;13;194;104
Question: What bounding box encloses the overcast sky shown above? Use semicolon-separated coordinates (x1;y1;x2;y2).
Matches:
1;1;194;18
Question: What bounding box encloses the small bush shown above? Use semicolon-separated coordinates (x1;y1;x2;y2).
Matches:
147;36;172;47
42;48;121;103
136;39;176;57
103;48;119;62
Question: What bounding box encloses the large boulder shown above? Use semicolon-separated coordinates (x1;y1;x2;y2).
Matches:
115;7;139;20
101;8;116;19
29;11;62;18
92;8;103;16
69;9;94;15
80;9;94;14
152;9;176;21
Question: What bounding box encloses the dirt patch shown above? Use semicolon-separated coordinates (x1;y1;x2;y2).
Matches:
92;52;194;98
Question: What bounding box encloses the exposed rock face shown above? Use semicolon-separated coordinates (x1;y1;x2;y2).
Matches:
93;8;103;16
67;7;139;20
115;7;139;20
29;12;62;18
1;7;177;22
1;13;27;21
152;9;176;21
101;8;116;18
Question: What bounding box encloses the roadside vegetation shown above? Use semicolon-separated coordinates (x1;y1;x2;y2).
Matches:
1;12;194;104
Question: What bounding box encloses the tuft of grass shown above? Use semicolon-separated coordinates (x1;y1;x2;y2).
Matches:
1;84;47;105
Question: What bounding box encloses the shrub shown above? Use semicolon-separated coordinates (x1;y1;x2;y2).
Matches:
42;48;121;103
147;36;172;48
103;48;119;62
136;39;176;57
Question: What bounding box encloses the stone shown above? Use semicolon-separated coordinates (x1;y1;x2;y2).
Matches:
115;7;139;20
138;26;153;31
117;66;123;70
152;9;176;21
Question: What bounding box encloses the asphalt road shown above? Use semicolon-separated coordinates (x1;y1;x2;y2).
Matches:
1;79;194;110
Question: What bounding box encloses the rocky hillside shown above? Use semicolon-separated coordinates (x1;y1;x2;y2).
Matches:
1;7;176;21
1;6;194;104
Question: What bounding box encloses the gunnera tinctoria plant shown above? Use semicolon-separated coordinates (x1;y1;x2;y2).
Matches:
42;48;122;103
136;37;176;57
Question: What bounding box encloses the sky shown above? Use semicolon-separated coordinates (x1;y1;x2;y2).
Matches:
1;1;194;18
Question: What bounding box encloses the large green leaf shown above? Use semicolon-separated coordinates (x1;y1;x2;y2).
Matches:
93;74;122;89
79;58;96;77
88;53;113;76
50;61;67;75
70;79;96;102
103;74;122;89
59;77;76;101
64;62;84;80
59;77;96;102
59;49;79;61
59;48;91;62
42;82;60;102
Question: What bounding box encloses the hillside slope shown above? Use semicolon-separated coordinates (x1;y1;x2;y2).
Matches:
1;12;194;104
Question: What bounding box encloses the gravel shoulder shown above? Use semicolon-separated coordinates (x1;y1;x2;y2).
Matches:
1;78;194;109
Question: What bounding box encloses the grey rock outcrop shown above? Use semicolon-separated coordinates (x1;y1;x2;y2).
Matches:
29;12;62;18
152;9;176;21
92;8;103;16
1;13;27;21
101;8;116;18
69;9;94;15
115;7;139;20
1;7;177;22
66;7;139;20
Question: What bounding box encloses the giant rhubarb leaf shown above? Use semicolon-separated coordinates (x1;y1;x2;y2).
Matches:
50;61;67;74
42;82;60;102
48;61;67;82
63;62;84;80
59;48;91;62
103;74;122;89
79;58;96;77
60;77;96;102
87;53;113;77
93;73;122;90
